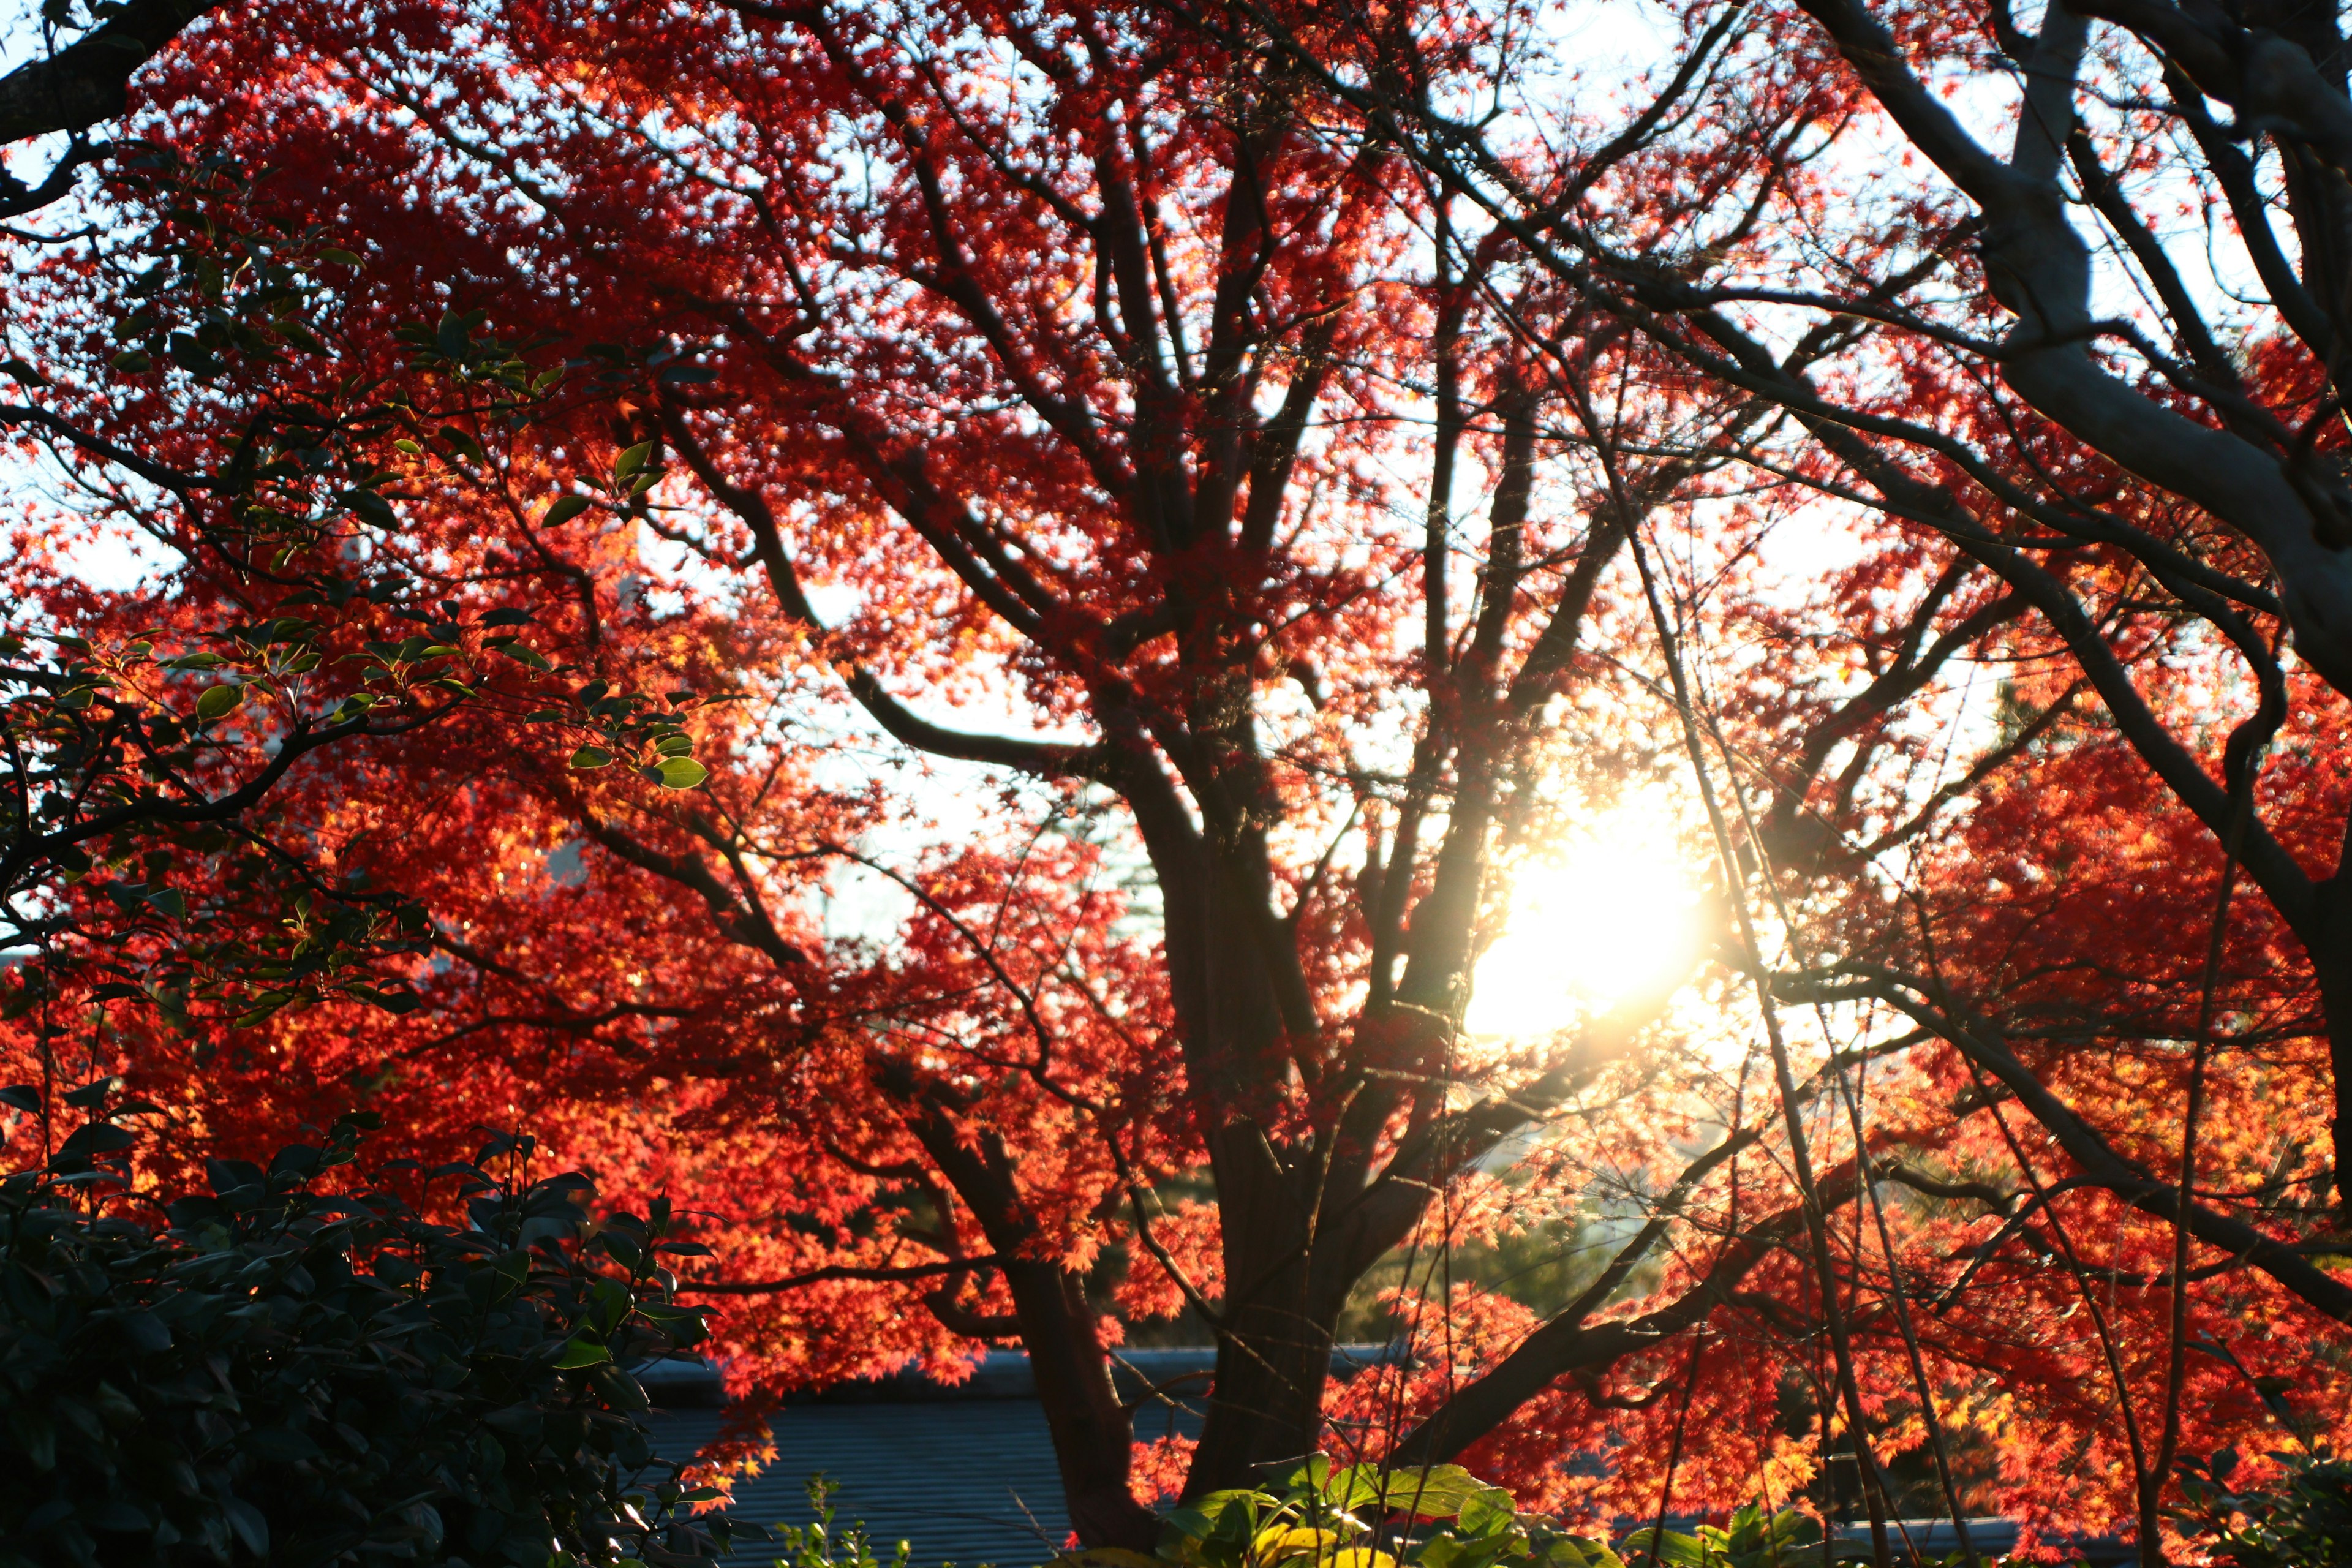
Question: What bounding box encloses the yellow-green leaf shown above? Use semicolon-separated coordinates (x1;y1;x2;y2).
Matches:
570;746;614;770
653;756;707;790
1251;1528;1339;1567
195;683;244;722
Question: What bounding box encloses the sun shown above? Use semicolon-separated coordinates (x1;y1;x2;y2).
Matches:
1461;804;1704;1039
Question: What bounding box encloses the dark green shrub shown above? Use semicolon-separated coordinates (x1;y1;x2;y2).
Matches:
2174;1446;2352;1567
0;1102;740;1567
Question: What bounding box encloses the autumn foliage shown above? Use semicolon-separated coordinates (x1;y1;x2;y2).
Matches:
4;0;2351;1562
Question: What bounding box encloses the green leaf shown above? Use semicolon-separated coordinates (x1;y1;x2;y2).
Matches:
9;1404;55;1471
439;424;489;464
110;350;153;373
542;492;593;529
486;637;552;671
318;248;363;267
613;440;655;481
552;1336;611;1369
1381;1466;1489;1518
222;1496;268;1556
339;488;398;528
570;746;614;770
195;682;244;722
1614;1530;1703;1568
244;1426;322;1462
652;756;708;790
1534;1540;1621;1568
167;333;225;378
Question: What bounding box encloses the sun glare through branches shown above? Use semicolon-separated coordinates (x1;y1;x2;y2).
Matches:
1463;794;1703;1038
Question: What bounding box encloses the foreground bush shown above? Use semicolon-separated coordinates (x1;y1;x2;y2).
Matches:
1145;1459;1630;1568
2174;1447;2352;1567
0;1098;736;1567
1104;1460;2060;1566
1045;1460;1811;1568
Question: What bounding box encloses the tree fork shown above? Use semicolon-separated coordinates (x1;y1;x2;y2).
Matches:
0;1;219;146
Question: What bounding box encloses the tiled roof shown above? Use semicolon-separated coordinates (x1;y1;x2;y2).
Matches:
642;1351;2138;1567
649;1398;1084;1567
644;1349;1224;1567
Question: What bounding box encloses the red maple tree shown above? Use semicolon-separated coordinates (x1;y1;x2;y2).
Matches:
3;1;2348;1561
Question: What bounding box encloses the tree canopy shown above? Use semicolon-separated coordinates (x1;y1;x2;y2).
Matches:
2;1;2349;1562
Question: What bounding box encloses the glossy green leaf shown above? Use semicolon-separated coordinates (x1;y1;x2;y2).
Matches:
487;637;552;671
0;1117;712;1558
543;492;593;529
195;682;244;722
339;488;397;528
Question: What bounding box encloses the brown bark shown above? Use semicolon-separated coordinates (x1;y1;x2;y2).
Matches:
906;1112;1161;1549
2297;869;2352;1212
0;1;219;145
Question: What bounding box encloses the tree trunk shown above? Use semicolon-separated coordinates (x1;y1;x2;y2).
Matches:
1001;1257;1163;1550
903;1114;1159;1549
2305;870;2352;1213
1182;1133;1352;1496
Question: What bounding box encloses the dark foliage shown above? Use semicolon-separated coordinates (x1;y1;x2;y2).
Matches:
0;1098;736;1567
2175;1447;2352;1567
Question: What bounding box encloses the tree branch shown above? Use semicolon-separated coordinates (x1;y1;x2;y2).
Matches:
0;1;217;145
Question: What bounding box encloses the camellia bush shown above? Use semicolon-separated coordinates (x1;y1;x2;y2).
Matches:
0;1095;736;1568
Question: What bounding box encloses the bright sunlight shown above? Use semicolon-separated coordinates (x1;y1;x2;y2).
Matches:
1461;802;1704;1039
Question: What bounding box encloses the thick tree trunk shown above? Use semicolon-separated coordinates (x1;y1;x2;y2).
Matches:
1000;1258;1162;1550
903;1114;1159;1548
2305;872;2352;1213
1182;1132;1353;1496
1137;775;1348;1492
